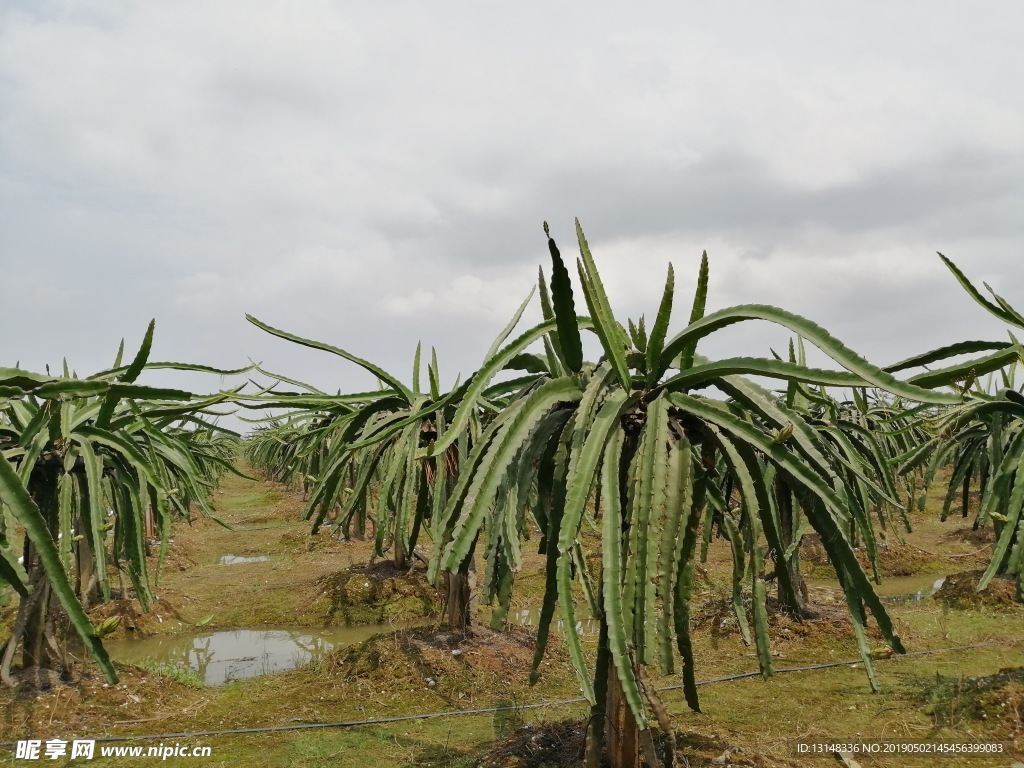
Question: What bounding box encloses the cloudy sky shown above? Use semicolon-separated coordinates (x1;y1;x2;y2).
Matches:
2;1;1022;424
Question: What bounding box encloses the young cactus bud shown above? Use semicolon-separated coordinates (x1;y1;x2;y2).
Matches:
94;615;121;638
773;423;795;444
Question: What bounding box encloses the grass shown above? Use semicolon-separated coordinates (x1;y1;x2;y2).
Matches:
132;660;206;688
1;465;1021;766
921;667;1024;731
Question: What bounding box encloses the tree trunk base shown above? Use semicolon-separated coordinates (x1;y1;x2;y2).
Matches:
605;660;641;768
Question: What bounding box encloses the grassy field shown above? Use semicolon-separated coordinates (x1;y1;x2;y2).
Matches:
1;467;1021;767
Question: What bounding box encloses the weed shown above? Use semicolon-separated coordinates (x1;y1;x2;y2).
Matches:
134;659;205;688
922;667;1024;728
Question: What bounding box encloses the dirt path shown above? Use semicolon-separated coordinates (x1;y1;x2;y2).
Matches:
150;467;376;631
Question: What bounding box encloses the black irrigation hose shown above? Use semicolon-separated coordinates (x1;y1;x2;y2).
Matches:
0;640;1016;746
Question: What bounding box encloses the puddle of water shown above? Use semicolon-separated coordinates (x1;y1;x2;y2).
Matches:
807;574;948;603
218;555;269;565
104;626;392;685
878;576;947;603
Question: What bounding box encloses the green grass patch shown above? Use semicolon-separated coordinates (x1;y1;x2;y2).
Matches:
132;659;205;688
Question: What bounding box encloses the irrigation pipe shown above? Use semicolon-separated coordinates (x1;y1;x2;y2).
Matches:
0;639;1016;746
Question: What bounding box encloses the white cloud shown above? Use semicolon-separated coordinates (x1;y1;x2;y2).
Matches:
1;1;1022;402
381;272;534;321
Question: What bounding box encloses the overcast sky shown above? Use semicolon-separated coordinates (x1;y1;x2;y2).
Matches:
2;2;1022;425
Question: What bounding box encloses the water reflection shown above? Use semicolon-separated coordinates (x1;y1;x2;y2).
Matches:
879;576;947;603
105;626;389;685
807;574;948;603
218;555;270;565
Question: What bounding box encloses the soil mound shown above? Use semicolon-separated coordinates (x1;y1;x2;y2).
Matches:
801;534;934;578
477;719;585;768
927;666;1024;745
934;570;1021;609
1;664;201;742
88;597;187;639
316;562;439;625
277;527;348;554
328;625;572;704
689;590;872;646
941;524;994;548
477;721;738;768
